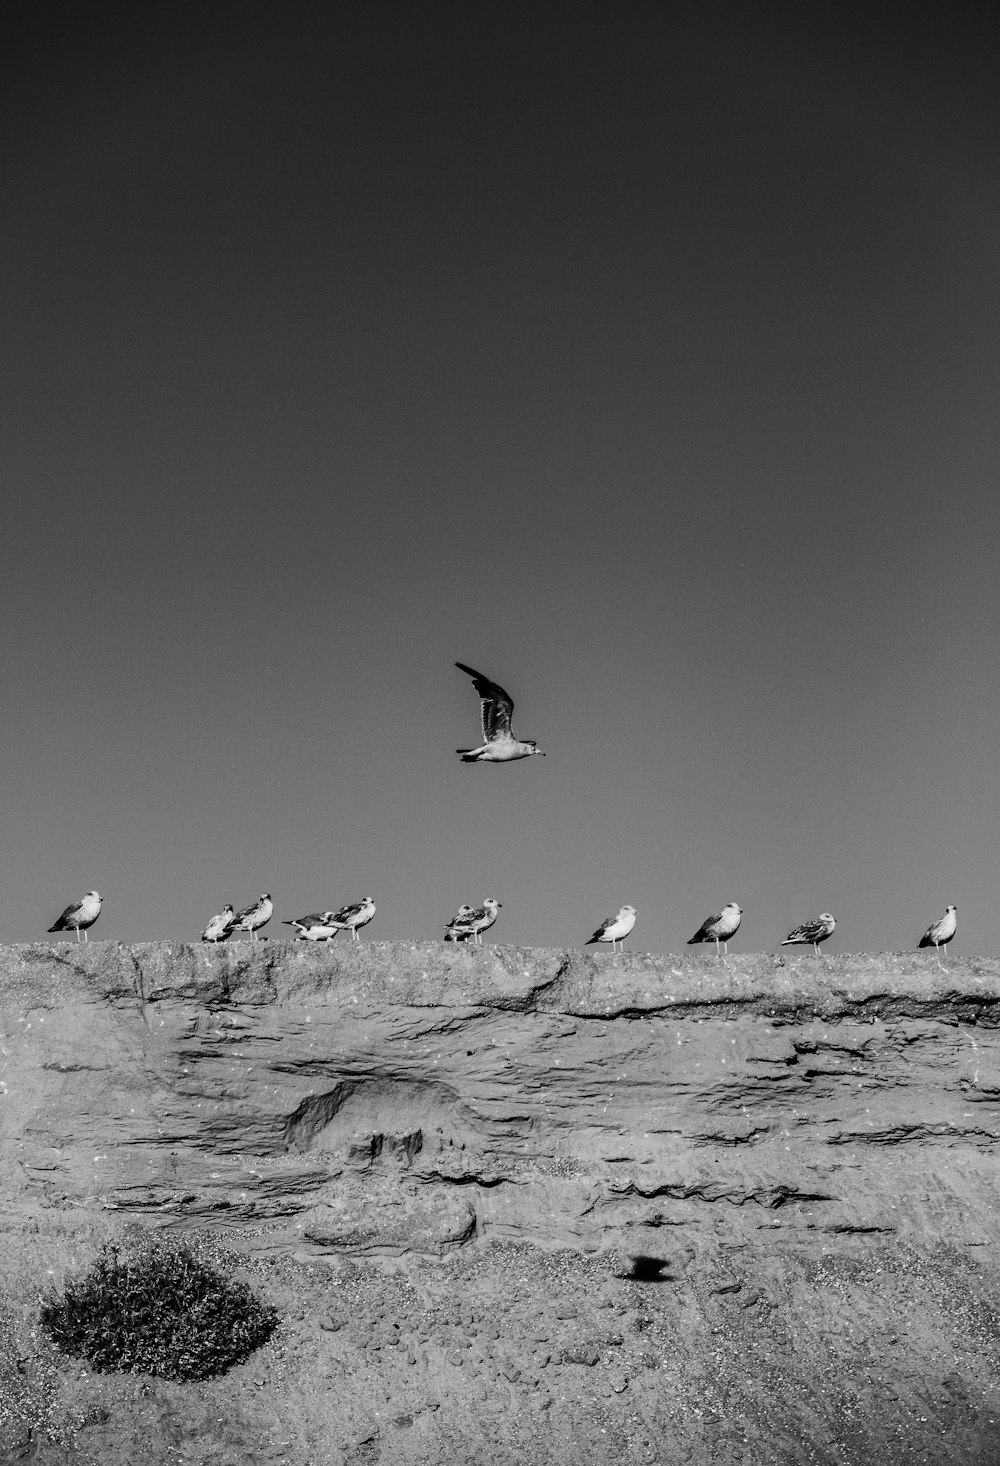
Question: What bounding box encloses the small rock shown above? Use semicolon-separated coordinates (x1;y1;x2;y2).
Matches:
319;1315;343;1332
563;1344;600;1367
710;1276;742;1296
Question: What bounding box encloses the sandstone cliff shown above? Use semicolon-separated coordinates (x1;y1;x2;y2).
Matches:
2;941;999;1464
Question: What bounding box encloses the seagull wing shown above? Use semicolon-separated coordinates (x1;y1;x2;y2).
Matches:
331;900;364;924
919;913;951;946
785;919;822;944
49;899;83;930
687;913;719;943
456;663;514;741
586;917;612;944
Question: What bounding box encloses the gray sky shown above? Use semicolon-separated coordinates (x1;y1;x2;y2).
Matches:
2;4;998;953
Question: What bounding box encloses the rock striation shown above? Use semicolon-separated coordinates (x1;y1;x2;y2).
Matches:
3;940;999;1259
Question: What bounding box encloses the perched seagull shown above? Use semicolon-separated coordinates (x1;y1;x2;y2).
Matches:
283;911;341;941
201;904;235;943
328;897;376;940
462;898;502;945
782;913;837;954
443;904;476;942
586;905;637;951
455;663;545;763
48;891;102;942
919;904;957;957
687;902;743;955
230;894;273;941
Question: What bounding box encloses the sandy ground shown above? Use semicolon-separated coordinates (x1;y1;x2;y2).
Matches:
2;1214;1000;1466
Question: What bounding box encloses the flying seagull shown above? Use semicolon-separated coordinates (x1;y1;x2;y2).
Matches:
455;663;545;762
48;891;102;942
687;902;743;955
328;897;376;940
283;911;341;941
782;913;836;954
919;904;957;957
230;894;273;941
443;904;476;942
201;904;235;942
586;904;636;951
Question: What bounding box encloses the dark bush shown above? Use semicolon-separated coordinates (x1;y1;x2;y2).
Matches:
39;1236;278;1382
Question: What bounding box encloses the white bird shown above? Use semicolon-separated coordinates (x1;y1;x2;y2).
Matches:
48;891;102;942
782;913;836;954
459;898;502;945
283;911;341;941
919;904;957;957
443;904;476;942
328;897;376;940
687;902;743;955
230;894;273;941
201;904;235;942
586;904;636;951
455;663;545;763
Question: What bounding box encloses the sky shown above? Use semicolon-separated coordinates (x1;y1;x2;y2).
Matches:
1;3;999;954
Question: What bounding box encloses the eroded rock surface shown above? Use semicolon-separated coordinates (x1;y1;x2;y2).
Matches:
3;941;1000;1464
2;941;1000;1257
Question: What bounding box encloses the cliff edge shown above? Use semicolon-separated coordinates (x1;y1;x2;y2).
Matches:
2;941;999;1463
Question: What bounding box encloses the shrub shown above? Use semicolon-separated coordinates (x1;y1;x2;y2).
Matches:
39;1236;278;1382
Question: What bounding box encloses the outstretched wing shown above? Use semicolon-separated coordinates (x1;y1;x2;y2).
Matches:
456;663;514;741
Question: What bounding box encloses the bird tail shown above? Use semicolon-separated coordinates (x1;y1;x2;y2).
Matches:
47;921;64;932
457;749;479;762
917;935;932;948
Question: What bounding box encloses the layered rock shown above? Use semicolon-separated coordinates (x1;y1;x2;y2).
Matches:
2;940;998;1261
